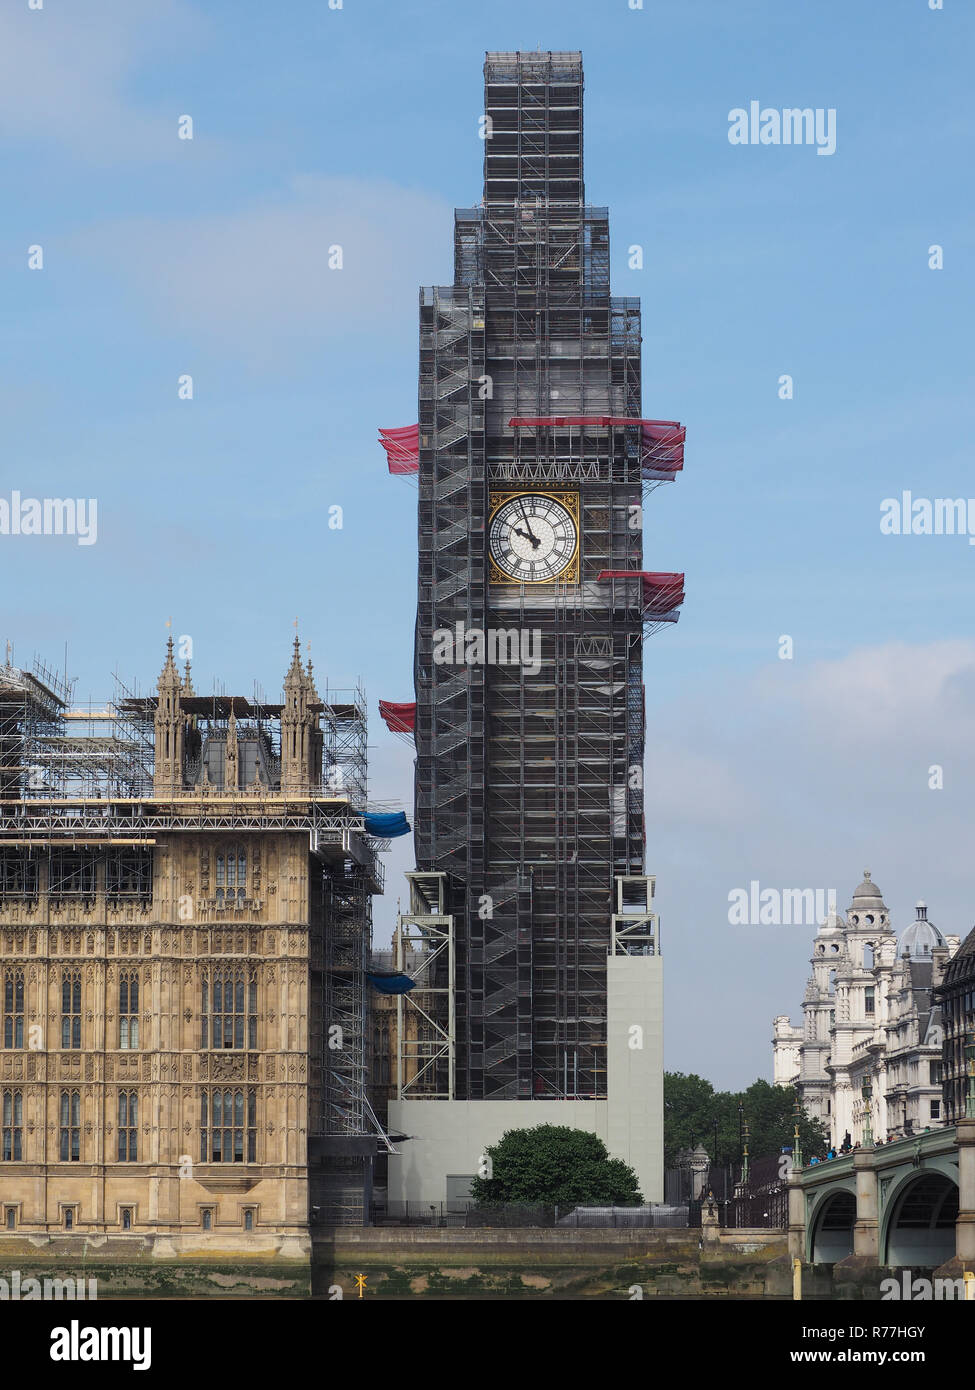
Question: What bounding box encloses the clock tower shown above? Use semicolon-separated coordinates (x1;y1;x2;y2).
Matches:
388;53;682;1195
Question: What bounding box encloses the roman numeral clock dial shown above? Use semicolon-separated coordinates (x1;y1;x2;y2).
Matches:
488;492;580;584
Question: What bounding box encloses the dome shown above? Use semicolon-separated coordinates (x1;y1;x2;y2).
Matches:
817;908;846;935
852;870;884;906
900;902;946;960
847;869;889;927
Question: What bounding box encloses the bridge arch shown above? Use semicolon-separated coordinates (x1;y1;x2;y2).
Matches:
882;1169;959;1268
808;1185;857;1264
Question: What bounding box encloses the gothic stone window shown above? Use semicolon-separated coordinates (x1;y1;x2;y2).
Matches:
61;970;82;1049
119;970;139;1049
215;848;247;905
2;969;24;1048
59;1089;80;1161
1;1089;23;1161
201;969;257;1049
200;1088;256;1163
117;1092;138;1161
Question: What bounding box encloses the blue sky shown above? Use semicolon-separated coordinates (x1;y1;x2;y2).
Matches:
2;0;973;1088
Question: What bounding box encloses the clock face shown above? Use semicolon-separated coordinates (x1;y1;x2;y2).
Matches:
489;493;579;583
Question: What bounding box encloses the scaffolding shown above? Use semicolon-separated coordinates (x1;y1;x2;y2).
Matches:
320;682;369;809
0;656;71;800
319;858;372;1133
404;52;684;1102
611;875;660;956
395;872;455;1100
0;656;157;802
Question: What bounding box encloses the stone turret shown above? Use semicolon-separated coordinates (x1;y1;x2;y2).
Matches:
225;708;239;791
153;637;184;794
280;636;321;794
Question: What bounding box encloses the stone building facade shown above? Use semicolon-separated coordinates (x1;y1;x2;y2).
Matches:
937;922;975;1123
773;873;959;1148
0;639;381;1254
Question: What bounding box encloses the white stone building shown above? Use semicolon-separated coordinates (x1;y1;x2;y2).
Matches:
773;872;959;1148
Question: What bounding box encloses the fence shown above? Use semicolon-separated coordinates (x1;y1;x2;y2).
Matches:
375;1201;693;1228
660;1155;788;1230
374;1157;789;1229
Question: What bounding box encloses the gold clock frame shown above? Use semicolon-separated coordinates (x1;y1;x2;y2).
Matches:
487;490;581;585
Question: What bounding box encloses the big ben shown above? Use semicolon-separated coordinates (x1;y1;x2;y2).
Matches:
388;51;682;1195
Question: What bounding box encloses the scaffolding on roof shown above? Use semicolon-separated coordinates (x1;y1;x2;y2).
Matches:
320;681;369;808
0;656;160;802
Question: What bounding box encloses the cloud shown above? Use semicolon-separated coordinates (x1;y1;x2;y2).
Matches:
0;0;204;163
71;175;452;365
754;639;975;746
646;640;975;1088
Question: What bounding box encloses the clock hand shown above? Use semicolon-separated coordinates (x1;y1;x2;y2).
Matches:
519;501;540;542
513;526;541;550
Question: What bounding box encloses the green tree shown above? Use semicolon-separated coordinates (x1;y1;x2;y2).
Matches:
469;1124;643;1207
664;1072;827;1170
664;1072;738;1168
738;1077;827;1162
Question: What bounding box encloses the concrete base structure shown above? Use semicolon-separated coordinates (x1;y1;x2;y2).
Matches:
388;952;663;1205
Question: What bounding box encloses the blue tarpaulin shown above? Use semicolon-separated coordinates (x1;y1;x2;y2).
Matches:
363;811;411;838
365;971;416;995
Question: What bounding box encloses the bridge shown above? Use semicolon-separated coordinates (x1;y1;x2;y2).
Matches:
789;1118;975;1271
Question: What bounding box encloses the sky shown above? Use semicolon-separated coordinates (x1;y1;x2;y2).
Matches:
2;0;973;1090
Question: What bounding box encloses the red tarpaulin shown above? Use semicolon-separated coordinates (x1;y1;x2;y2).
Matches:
379;425;419;475
640;421;685;479
596;570;685;618
379;700;416;734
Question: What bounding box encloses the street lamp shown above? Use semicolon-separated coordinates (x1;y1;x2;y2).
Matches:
965;1029;975;1121
792;1092;803;1170
741;1115;750;1186
861;1074;874;1147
